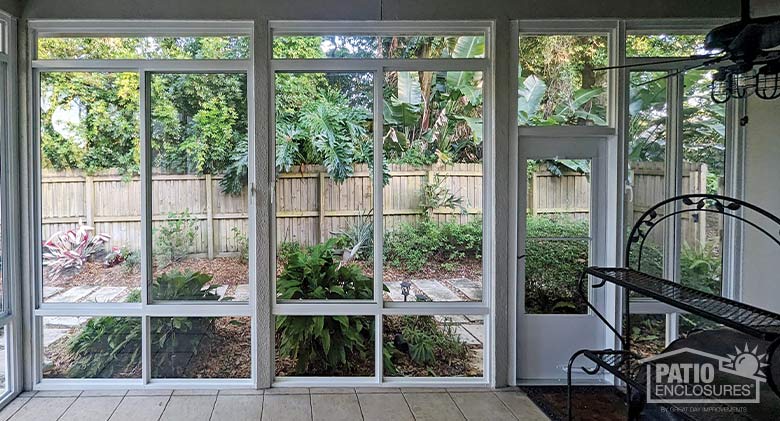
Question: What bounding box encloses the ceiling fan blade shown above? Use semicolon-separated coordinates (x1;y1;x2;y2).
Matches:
593;55;722;71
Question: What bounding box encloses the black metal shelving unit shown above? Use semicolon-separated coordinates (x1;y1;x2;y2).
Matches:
566;194;780;421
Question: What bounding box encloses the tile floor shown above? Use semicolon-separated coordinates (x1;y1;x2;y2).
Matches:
0;388;549;421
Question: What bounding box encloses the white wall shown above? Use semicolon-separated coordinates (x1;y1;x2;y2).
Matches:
742;96;780;313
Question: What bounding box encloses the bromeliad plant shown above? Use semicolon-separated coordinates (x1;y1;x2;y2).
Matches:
276;239;377;374
42;221;110;281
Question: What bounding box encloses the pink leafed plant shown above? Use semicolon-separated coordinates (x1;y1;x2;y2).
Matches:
42;220;111;281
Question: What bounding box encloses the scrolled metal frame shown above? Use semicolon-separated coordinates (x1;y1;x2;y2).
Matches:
567;194;780;421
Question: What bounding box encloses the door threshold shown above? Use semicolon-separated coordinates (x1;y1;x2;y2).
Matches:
515;377;611;387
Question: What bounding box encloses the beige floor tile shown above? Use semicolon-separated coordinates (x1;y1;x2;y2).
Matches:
34;391;82;397
172;389;219;396
495;391;549;421
219;389;265;395
80;390;127;397
404;392;465;421
311;393;361;421
450;392;517;421
261;394;311;421
125;389;173;396
59;396;122;421
309;387;355;394
8;397;76;421
264;387;309;395
109;396;169;421
400;388;447;393
159;395;217;421
355;388;400;394
211;395;263;421
357;393;413;421
0;397;28;421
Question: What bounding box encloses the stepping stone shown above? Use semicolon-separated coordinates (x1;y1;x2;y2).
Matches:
234;284;250;301
462;324;485;344
215;285;228;300
45;317;88;329
448;278;482;301
435;315;469;324
383;281;408;302
47;286;99;303
453;325;481;346
43;287;63;299
43;328;70;347
85;287;126;303
413;279;460;302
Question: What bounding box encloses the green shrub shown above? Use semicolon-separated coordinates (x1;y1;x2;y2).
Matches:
384;219;482;272
154;209;199;265
66;271;218;378
232;227;249;264
276;239;375;374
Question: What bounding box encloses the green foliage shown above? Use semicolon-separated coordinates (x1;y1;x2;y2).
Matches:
232;227;249;264
524;216;590;314
152;270;220;301
154;209;199;266
276;315;373;375
120;247;141;273
384;219;482;273
333;209;374;261
66;271;218;378
396;316;470;371
276;238;373;300
418;174;467;218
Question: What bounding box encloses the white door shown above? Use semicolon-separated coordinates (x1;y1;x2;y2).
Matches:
517;136;611;382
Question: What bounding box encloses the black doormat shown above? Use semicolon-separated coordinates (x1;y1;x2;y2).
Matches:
521;386;629;421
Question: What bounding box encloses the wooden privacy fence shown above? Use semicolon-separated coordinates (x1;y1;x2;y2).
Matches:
40;161;709;257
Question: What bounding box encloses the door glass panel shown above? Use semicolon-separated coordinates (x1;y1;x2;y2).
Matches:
680;70;725;295
525;159;591;314
626;71;668;277
273;72;374;302
381;71;484;303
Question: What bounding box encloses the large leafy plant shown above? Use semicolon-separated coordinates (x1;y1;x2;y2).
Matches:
42;222;110;281
276;239;375;374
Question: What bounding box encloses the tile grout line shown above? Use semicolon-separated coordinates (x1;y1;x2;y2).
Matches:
207;392;219;421
353;391;366;421
155;393;174;421
307;392;313;421
105;391;129;421
492;391;521;421
258;392;264;421
399;391;417;421
445;391;469;421
2;396;31;421
54;391;83;421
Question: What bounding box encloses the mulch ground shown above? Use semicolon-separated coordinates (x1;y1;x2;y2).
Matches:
522;386;630;421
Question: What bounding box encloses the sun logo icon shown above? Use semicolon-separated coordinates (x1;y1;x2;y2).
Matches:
723;344;769;379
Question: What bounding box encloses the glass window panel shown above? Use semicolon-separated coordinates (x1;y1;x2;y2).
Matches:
274;72;374;302
626;34;708;57
680;70;726;295
525;159;591;314
40;72;141;303
150;73;249;302
626;71;668;278
679;313;722;338
383;315;483;377
381;71;483;303
628;314;666;358
37;36;250;60
0;326;6;391
518;35;608;126
150;316;250;379
273;35;485;59
42;316;142;379
275;316;375;377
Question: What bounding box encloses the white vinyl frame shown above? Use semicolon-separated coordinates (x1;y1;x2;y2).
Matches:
0;10;22;406
510;20;623;385
26;20;257;390
268;21;494;388
621;20;745;348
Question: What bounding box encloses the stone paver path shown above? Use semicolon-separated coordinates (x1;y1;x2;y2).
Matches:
411;279;461;301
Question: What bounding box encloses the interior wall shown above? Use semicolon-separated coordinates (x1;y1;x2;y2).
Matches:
742;96;780;314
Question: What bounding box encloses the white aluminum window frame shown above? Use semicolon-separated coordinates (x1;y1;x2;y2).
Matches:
27;20;257;390
269;20;494;388
0;10;22;405
622;22;745;347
